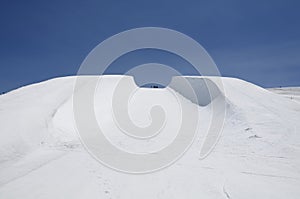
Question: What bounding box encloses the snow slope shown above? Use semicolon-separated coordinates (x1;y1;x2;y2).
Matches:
0;76;299;199
268;87;300;103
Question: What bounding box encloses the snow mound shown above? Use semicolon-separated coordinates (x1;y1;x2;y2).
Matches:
0;76;299;199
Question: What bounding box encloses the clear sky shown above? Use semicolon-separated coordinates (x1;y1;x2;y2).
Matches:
0;0;300;92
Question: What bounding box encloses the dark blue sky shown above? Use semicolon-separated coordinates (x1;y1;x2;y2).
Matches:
0;0;300;92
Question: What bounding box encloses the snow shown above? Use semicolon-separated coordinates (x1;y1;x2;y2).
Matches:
0;75;299;199
268;87;300;103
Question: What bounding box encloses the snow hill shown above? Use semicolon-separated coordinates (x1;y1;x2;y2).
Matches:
0;76;299;199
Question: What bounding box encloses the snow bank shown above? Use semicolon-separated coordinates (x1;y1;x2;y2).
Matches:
169;76;223;106
0;75;299;199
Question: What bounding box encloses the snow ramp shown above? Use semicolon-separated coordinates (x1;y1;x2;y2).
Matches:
0;75;299;199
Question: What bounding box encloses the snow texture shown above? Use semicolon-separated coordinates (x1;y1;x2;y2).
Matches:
0;75;299;199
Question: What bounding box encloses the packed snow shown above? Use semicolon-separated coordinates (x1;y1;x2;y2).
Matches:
0;75;299;199
268;87;300;103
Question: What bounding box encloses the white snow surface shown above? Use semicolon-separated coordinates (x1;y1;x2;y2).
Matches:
0;75;300;199
268;87;300;103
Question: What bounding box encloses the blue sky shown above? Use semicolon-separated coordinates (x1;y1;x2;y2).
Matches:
0;0;299;92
